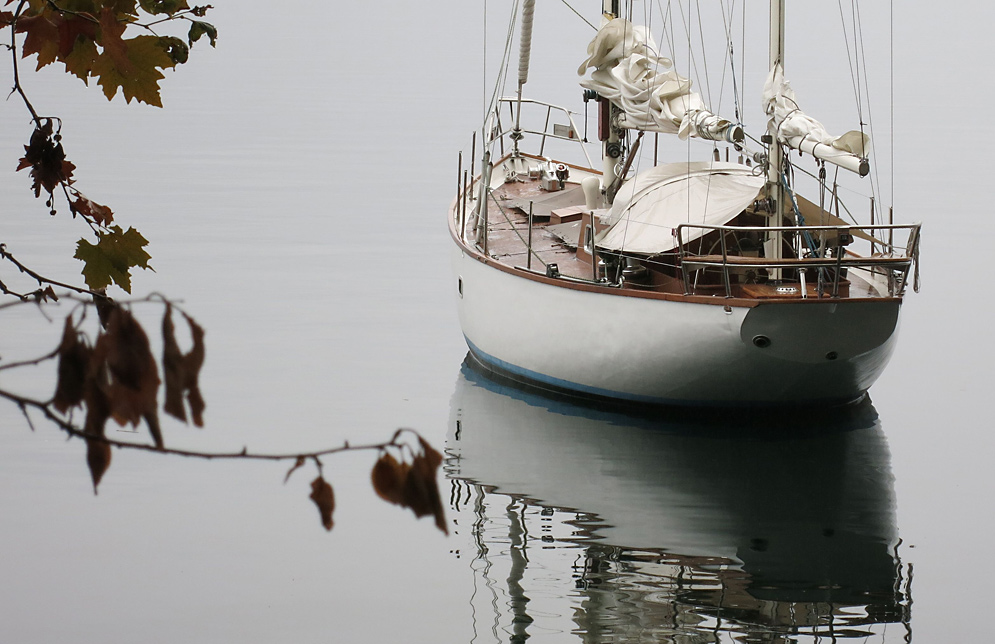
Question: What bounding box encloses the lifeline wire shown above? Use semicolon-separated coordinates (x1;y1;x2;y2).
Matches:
559;0;597;30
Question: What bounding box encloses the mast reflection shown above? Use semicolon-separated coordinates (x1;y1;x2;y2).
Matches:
446;357;912;643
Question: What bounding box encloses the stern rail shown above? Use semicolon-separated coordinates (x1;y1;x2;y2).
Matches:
676;223;921;299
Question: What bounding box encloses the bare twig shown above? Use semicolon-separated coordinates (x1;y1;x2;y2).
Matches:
1;386;407;462
17;401;36;431
9;0;41;125
137;8;204;30
43;1;98;23
0;344;60;371
0;244;103;297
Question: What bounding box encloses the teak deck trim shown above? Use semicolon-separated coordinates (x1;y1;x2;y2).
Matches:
448;170;904;308
682;254;912;268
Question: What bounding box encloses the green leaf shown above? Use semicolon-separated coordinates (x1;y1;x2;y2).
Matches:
187;20;216;47
91;34;175;106
159;36;190;65
63;37;99;82
158;35;189;64
74;226;153;293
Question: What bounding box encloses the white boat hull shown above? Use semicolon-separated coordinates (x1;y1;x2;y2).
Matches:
452;245;900;406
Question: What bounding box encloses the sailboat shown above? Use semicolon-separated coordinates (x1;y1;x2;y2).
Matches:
449;1;920;406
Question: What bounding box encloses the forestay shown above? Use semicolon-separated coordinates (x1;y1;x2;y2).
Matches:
597;162;764;254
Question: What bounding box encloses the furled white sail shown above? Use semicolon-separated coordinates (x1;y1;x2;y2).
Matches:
763;64;870;175
597;162;765;254
578;19;741;142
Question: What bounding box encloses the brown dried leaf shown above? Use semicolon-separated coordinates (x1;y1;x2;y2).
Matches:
93;306;162;447
186;387;205;428
58;15;98;59
53;316;91;413
82;367;111;439
309;476;335;531
16;120;76;198
143;410;163;450
160;305;206;427
182;312;206;427
85;437;111;494
402;453;448;534
418;436;443;471
371;452;408;506
94;291;114;329
17;12;62;70
70;194;114;226
161;303;186;422
97;7;131;75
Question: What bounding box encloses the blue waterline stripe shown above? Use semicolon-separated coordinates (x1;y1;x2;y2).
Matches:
464;336;694;407
462;337;863;409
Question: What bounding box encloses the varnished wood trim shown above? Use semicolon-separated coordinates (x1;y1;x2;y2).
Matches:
683;254;911;268
447;187;903;308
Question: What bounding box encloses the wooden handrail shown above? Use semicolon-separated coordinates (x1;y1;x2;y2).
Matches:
681;254;911;269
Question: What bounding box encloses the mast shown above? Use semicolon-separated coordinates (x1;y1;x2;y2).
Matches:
767;0;786;274
512;0;536;160
601;0;620;199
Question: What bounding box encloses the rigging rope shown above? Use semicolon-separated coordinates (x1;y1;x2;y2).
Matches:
890;0;894;208
673;0;710;110
853;0;883;211
740;0;745;130
850;0;864;133
837;1;863;125
558;0;597;30
836;0;884;210
483;0;521;142
719;0;742;124
693;1;713;110
483;0;486;121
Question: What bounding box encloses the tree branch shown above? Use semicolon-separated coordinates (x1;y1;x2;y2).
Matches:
0;292;448;532
137;8;203;29
44;1;98;23
0;343;60;371
0;243;103;298
0;386;407;462
9;0;41;125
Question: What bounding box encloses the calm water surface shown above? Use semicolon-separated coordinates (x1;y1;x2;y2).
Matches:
0;2;992;642
448;361;909;642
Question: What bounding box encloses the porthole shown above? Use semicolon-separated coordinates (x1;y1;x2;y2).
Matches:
458;277;463;298
752;335;771;349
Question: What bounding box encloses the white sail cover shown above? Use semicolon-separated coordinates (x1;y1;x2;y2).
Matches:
763;63;870;161
597;162;764;254
578;19;738;141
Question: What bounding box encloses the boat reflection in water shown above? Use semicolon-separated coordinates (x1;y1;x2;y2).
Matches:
446;358;912;643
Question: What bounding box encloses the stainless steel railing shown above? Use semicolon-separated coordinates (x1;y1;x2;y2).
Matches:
675;223;921;299
485;97;595;169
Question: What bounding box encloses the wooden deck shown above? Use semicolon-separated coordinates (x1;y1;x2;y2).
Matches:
477;179;595;280
458;173;904;302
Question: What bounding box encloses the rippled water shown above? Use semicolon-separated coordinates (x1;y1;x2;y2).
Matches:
446;362;911;643
1;2;993;643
